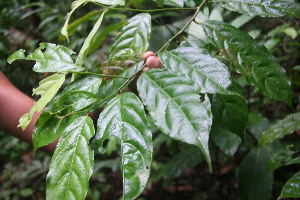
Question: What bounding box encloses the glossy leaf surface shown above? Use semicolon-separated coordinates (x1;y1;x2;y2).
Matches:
238;147;273;200
91;0;125;6
96;92;152;200
268;145;300;170
33;112;78;152
279;171;300;199
203;20;292;105
47;116;94;200
214;0;300;18
259;112;300;146
19;73;65;130
137;69;212;171
210;93;248;138
159;47;231;94
8;43;84;73
153;0;184;7
109;13;151;61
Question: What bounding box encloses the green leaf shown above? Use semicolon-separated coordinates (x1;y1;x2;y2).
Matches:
19;73;65;130
76;9;107;66
90;0;125;6
202;20;292;105
279;171;300;199
46;116;94;200
109;13;151;61
33;112;78;152
211;127;241;156
7;49;25;63
61;0;88;41
153;0;184;7
95;92;152;200
259;112;300;146
238;147;273;200
159;46;231;94
8;43;84;73
98;61;144;103
137;69;212;171
268;145;300;170
210;93;248;138
214;0;300;18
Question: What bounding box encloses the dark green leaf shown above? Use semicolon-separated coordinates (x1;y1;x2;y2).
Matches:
247;113;270;140
109;13;151;61
32;112;78;152
96;92;152;200
259;112;300;146
137;69;212;171
279;171;300;199
47;116;94;200
211;93;248;138
238;147;273;200
8;43;84;73
214;0;300;18
159;46;231;94
211;127;241;156
268;145;299;170
202;21;292;105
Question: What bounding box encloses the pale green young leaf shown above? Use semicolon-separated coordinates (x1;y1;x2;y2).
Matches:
259;112;300;146
137;69;212;171
202;20;292;105
76;9;108;66
61;0;88;41
7;43;83;73
90;0;125;6
278;171;300;199
19;73;65;130
7;49;25;64
96;93;152;200
47;116;94;200
159;46;231;94
109;13;151;61
214;0;300;18
238;147;273;200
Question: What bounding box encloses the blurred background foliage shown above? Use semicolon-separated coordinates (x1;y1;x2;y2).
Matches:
0;0;300;199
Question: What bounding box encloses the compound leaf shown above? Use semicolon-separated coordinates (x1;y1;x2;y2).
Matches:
238;147;273;200
214;0;300;18
137;69;212;171
202;21;292;105
279;171;300;199
109;13;151;61
96;92;152;200
8;43;84;73
46;116;95;200
259;112;300;146
159;46;231;94
19;73;65;130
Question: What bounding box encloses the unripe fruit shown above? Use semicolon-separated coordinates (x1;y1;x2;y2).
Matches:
142;51;155;61
146;56;162;69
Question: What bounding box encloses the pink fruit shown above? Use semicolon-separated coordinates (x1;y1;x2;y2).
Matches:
142;51;155;61
146;56;162;69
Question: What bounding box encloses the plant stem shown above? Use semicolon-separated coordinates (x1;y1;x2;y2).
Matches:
156;0;207;54
69;71;131;79
90;2;197;12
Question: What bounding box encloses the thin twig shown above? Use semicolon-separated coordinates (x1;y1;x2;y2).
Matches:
156;0;207;54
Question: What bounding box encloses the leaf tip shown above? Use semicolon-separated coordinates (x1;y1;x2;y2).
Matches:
7;49;26;64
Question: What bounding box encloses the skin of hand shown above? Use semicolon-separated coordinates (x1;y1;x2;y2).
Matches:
0;72;56;153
